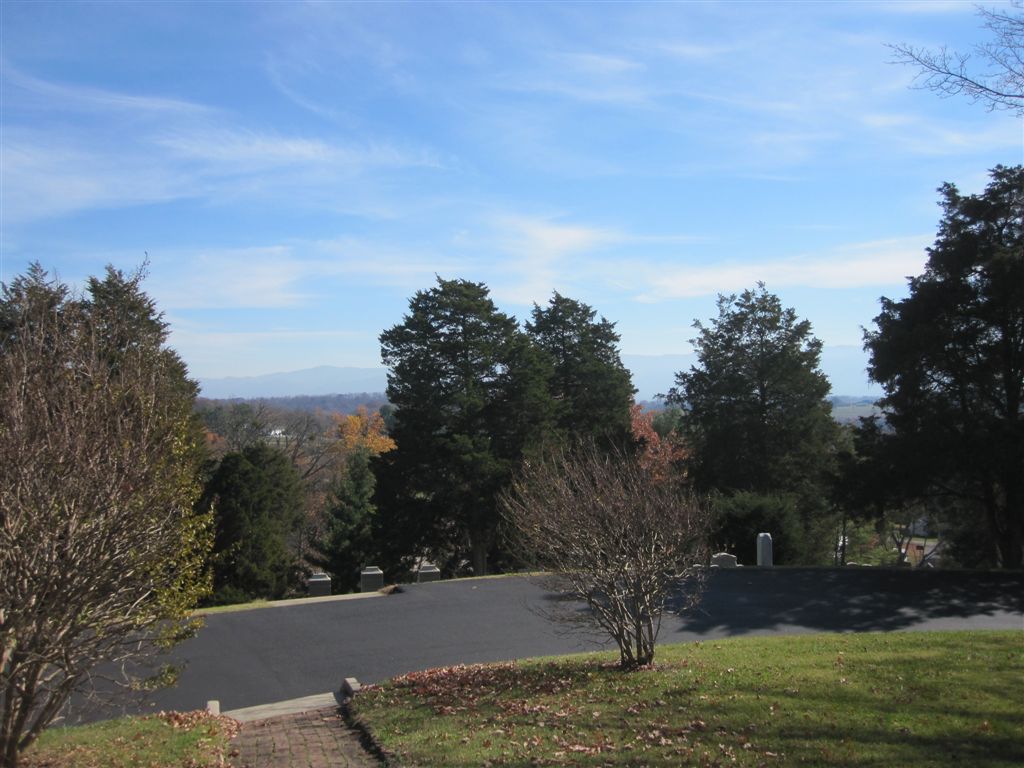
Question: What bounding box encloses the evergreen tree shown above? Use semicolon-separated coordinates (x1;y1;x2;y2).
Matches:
311;448;378;593
378;277;555;576
202;443;305;602
526;292;635;444
667;284;840;563
863;165;1023;568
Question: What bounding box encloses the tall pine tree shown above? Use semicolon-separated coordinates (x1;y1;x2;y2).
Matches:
526;292;635;444
311;448;379;593
378;277;554;576
863;165;1023;568
202;443;305;603
667;284;840;563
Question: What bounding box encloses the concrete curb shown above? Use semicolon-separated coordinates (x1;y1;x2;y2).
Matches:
341;677;362;697
193;590;384;618
221;692;342;723
215;678;363;723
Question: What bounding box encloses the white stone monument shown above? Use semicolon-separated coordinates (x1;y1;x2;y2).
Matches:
757;532;773;567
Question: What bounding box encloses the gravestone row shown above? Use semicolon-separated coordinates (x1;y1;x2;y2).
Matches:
308;535;772;594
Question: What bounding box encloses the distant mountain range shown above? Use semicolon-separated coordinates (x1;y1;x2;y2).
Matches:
198;346;879;401
623;347;880;401
198;365;388;400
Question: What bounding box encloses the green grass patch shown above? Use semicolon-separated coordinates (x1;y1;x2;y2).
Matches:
21;711;239;768
353;630;1024;767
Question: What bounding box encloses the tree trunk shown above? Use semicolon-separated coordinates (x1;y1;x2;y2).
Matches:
470;534;489;576
995;501;1023;569
1001;468;1024;569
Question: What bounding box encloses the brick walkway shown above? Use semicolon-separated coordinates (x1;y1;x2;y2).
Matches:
228;706;381;768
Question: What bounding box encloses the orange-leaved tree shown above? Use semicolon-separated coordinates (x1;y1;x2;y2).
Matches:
334;405;396;456
630;404;688;483
311;406;395;592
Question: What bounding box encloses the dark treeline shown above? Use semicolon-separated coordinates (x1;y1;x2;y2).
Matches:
197;392;388;416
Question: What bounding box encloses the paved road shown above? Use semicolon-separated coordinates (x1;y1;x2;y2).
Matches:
74;568;1022;722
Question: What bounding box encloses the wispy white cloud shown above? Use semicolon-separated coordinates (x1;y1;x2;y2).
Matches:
484;215;623;304
166;321;375;379
860;112;916;128
632;236;931;301
554;52;644;75
146;238;465;311
873;0;976;15
492;46;655;107
655;42;735;60
310;237;463;287
149;246;313;309
886;121;1023;156
748;130;842;165
492;214;620;256
263;55;348;123
2;61;213;116
1;65;444;224
170;327;363;347
0;135;195;222
147;215;716;315
497;75;653;107
155;128;442;172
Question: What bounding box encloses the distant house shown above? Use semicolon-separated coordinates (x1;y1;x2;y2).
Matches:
902;537;942;567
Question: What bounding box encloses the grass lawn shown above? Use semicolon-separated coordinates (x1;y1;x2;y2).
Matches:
353;630;1023;767
20;710;239;768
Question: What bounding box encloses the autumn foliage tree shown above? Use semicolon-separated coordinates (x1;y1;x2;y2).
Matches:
334;405;396;455
311;406;396;592
630;404;688;482
0;265;211;767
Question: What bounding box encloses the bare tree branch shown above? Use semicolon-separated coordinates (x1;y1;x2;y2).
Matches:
502;443;710;669
888;2;1024;115
1;267;211;767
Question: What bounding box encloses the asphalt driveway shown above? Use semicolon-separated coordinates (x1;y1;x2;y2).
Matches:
73;568;1022;722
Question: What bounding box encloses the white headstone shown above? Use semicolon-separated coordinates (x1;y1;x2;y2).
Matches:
757;532;773;567
711;552;739;568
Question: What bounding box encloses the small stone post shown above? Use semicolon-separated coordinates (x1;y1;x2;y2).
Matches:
416;563;441;583
307;572;332;597
757;532;773;567
360;566;384;592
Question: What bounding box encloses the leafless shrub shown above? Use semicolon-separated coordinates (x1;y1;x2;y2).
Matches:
502;442;710;669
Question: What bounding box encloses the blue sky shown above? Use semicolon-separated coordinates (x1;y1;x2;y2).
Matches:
2;1;1021;396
